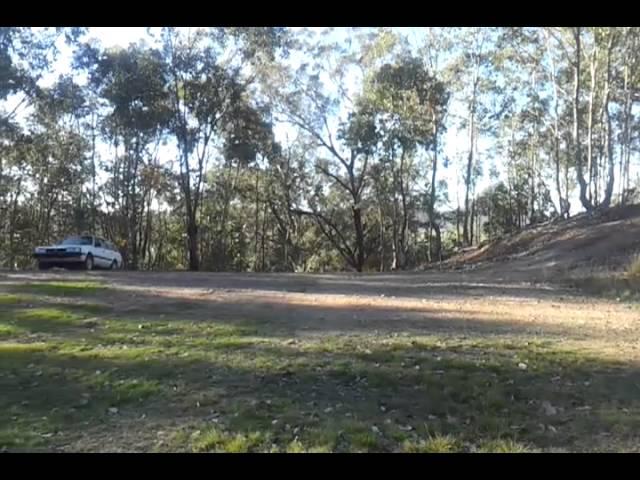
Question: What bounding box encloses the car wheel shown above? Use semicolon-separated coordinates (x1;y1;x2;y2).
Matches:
84;254;94;271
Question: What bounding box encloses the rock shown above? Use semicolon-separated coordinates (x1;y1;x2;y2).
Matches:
108;407;119;415
541;401;557;416
371;426;381;435
324;407;333;413
518;362;528;370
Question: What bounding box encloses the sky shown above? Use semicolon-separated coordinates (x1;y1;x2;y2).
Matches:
7;27;639;218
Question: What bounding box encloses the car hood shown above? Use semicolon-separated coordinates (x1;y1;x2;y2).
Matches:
35;244;86;250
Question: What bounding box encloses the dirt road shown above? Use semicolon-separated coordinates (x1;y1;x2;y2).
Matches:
3;269;638;355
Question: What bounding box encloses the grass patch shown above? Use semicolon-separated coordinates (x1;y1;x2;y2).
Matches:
9;281;107;297
8;308;85;333
0;323;22;337
402;435;461;453
192;428;269;453
478;439;532;453
2;278;640;452
628;253;640;278
0;293;27;305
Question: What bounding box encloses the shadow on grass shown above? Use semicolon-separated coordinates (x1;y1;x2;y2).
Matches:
6;281;108;297
1;313;640;452
1;282;640;452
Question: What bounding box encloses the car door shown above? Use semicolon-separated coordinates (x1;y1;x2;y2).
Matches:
93;237;111;268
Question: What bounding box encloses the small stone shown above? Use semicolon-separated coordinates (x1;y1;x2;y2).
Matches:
518;362;528;370
371;426;381;435
108;407;119;414
414;365;421;370
271;419;279;425
541;401;557;416
324;407;333;413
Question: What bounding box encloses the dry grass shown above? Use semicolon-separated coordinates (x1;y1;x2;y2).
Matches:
627;253;640;278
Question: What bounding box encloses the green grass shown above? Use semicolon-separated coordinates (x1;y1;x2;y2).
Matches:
9;281;107;297
192;428;269;453
402;435;461;453
1;281;640;452
0;293;27;305
478;439;532;453
0;323;22;337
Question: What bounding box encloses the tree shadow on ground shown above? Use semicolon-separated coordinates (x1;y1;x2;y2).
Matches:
1;278;639;452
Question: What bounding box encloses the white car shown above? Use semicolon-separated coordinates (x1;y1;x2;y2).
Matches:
33;235;123;271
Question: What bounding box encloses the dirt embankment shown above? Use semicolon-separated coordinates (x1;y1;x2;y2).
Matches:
440;204;640;282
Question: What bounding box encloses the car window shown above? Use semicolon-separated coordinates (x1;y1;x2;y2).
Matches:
95;238;103;248
62;236;93;246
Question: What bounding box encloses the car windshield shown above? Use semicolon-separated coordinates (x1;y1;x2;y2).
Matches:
61;236;93;246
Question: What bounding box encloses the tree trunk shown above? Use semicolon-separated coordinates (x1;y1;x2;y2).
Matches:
463;109;475;246
573;28;593;212
429;121;441;260
601;32;615;208
187;219;199;271
587;46;597;205
352;205;365;272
